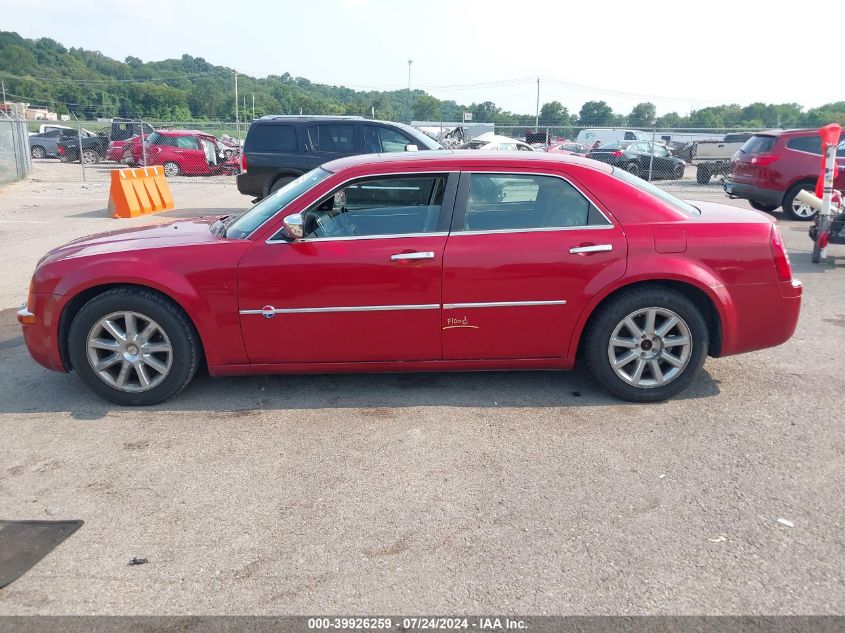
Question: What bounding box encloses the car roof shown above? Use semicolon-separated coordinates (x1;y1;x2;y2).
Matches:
322;150;614;173
158;130;212;136
752;129;819;137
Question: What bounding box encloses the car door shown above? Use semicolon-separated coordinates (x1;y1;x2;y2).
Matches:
362;125;417;153
173;135;205;174
237;171;458;364
648;143;674;177
442;170;627;360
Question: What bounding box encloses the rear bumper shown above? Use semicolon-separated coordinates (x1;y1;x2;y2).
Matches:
720;279;802;357
236;172;264;197
19;295;67;373
723;179;782;207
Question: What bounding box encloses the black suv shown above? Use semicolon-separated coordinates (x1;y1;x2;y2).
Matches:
236;116;441;198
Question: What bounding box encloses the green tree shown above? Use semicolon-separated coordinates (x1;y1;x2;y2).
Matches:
628;102;656;127
578;100;615;126
539;101;570;125
413;94;440;121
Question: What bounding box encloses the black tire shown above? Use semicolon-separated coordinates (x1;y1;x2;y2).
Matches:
269;175;295;194
783;182;818;221
68;287;201;406
749;200;779;213
625;162;640;177
673;164;685;180
584;287;709;402
696;165;710;184
31;145;46;159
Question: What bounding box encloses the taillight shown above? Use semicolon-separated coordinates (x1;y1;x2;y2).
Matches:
241;153;247;172
751;154;780;166
770;225;792;281
611;150;624;157
57;145;65;155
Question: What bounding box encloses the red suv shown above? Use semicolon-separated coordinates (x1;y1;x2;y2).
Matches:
123;130;233;177
724;129;845;220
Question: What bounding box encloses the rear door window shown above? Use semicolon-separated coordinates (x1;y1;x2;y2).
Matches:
786;135;822;155
307;124;356;153
176;136;199;149
739;135;775;155
246;124;298;153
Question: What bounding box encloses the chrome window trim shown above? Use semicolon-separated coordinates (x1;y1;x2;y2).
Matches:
443;300;567;309
264;170;457;244
266;231;448;245
240;304;440;315
455;169;615;232
449;225;614;237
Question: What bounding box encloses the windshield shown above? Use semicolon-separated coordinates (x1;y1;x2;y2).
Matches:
612;167;700;216
391;122;443;150
224;168;333;239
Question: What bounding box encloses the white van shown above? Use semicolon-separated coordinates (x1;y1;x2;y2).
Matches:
576;128;650;147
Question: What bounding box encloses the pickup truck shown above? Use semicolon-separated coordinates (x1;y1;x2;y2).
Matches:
692;133;753;183
57;134;110;164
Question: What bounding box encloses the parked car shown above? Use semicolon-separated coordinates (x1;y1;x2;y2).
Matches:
547;141;589;156
57;133;110;164
18;151;801;406
29;127;97;159
237;115;441;199
107;133;152;163
692;133;753;183
576;128;650;147
123;130;237;176
459;132;535;151
109;118;155;142
586;141;686;180
724;129;845;220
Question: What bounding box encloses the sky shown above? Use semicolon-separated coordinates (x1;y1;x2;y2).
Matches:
1;0;841;117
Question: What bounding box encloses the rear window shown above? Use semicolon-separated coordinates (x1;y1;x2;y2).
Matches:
739;135;775;155
786;135;822;155
612;167;700;217
246;124;297;153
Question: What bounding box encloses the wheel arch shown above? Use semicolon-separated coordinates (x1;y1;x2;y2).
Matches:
782;177;816;205
570;278;725;361
58;282;206;372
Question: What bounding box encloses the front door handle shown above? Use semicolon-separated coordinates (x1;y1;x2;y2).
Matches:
569;244;613;254
391;251;435;261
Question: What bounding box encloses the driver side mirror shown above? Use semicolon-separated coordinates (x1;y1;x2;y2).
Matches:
404;144;419;152
282;212;304;240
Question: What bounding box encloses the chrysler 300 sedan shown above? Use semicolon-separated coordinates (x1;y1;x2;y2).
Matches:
18;151;802;405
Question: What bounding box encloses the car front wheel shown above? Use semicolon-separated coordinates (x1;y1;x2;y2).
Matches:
68;288;201;406
585;287;708;402
625;162;640;177
163;161;180;177
31;145;46;159
783;183;818;221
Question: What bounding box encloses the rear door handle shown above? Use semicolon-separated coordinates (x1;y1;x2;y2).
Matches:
569;244;613;254
391;251;435;261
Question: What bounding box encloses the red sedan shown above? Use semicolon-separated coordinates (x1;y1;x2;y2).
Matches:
18;151;802;405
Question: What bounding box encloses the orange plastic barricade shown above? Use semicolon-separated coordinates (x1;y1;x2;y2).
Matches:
108;166;174;218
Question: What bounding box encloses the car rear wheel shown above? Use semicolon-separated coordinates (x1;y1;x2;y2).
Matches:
783;183;818;221
625;162;640;177
585;287;708;402
68;288;201;406
269;176;295;194
31;145;46;159
163;161;180;177
673;164;685;180
81;149;99;165
749;200;779;213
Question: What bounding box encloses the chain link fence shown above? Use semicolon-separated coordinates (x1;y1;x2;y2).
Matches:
0;111;32;185
493;125;764;193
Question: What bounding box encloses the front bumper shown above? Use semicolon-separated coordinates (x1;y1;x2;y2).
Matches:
19;295;67;372
723;179;783;208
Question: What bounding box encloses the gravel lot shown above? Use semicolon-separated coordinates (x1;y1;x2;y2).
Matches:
0;161;843;615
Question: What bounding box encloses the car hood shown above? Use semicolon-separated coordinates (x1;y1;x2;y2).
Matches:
39;217;223;265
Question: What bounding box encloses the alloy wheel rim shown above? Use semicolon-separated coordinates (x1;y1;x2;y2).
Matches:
164;163;178;177
86;311;173;393
792;198;815;218
607;307;692;388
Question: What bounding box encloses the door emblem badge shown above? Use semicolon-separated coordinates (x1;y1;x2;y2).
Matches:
443;316;479;330
261;305;276;319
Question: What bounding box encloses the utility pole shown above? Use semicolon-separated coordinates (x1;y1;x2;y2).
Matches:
407;58;413;123
1;80;6;105
535;77;540;130
234;71;240;143
252;93;255;120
